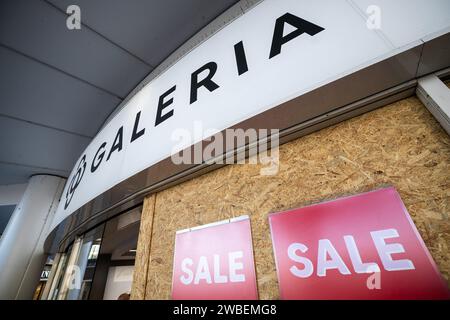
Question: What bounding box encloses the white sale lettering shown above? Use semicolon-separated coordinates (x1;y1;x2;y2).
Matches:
180;251;246;285
288;228;415;277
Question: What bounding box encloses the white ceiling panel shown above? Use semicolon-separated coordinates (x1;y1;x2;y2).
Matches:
0;0;152;98
47;0;238;66
0;163;68;186
0;116;90;173
0;47;122;137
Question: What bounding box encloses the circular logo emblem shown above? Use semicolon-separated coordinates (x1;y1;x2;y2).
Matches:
64;155;87;210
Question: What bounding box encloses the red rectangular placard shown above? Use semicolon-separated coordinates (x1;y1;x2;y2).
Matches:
269;187;449;299
172;216;258;300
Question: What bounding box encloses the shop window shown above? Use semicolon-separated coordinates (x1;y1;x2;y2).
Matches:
43;205;142;300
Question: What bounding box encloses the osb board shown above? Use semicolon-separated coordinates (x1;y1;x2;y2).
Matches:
139;96;449;299
130;194;155;300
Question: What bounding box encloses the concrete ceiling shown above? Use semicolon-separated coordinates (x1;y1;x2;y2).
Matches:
0;0;238;185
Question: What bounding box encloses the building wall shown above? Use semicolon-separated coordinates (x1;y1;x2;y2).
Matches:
131;95;450;299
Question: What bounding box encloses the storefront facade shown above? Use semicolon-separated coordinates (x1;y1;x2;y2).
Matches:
130;93;450;299
41;0;450;300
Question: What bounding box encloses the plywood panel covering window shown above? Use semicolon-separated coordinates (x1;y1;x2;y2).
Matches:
132;95;450;299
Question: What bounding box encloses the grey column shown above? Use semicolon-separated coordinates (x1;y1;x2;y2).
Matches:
0;175;66;299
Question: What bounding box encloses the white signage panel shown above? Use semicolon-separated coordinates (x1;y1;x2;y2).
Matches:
52;0;450;229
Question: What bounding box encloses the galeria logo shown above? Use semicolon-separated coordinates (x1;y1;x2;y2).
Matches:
64;155;87;209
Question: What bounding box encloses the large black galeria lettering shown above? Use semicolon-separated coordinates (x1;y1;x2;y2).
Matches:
91;111;146;173
83;12;324;178
151;12;323;126
270;13;324;59
190;62;220;104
